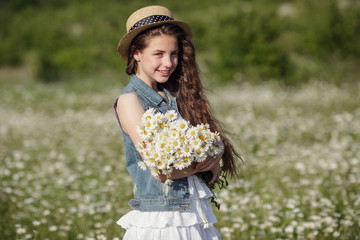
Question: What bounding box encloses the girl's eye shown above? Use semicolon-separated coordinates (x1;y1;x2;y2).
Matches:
171;52;178;56
155;53;163;56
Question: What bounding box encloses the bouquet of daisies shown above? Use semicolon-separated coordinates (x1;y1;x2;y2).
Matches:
136;108;224;185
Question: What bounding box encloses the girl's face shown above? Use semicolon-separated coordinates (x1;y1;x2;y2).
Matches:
133;34;179;88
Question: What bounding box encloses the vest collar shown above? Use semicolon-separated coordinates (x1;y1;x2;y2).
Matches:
130;75;171;106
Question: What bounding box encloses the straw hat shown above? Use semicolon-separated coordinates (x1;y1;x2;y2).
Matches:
117;5;193;60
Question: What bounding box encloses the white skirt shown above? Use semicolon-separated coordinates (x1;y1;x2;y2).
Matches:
117;175;221;240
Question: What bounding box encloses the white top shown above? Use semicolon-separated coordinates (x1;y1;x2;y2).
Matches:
117;175;221;240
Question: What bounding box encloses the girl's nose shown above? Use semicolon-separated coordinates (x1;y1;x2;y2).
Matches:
163;55;173;68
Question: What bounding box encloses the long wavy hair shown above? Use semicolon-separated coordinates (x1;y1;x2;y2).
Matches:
126;24;241;178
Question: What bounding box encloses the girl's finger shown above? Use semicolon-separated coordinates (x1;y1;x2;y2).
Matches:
194;157;212;171
196;161;217;172
208;170;220;184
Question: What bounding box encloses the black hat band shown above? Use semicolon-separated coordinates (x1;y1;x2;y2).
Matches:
129;15;174;32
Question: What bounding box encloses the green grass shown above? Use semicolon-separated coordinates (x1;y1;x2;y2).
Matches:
0;75;360;239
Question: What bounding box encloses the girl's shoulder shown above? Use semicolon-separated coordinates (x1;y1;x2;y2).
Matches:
116;92;144;134
117;92;141;110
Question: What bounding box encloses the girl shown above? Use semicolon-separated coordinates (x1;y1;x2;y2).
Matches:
114;5;241;239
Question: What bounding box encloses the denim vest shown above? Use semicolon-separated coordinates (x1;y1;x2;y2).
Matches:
113;75;190;212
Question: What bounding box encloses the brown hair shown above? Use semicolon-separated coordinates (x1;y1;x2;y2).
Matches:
126;24;241;178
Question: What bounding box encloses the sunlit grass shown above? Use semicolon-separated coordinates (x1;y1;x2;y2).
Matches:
1;78;359;239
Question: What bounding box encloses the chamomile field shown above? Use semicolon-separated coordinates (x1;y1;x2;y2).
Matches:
1;77;359;239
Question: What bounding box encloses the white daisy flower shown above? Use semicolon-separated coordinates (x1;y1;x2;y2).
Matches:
97;235;107;240
173;119;189;132
162;167;173;175
168;129;180;139
155;140;167;152
161;130;171;141
16;227;26;235
196;123;208;132
151;169;160;177
213;141;224;155
182;157;192;168
194;148;206;162
165;154;176;165
142;149;151;160
163;144;175;155
137;161;147;170
142;108;156;121
165;110;178;121
170;138;180;148
137;126;152;141
174;159;187;170
136;141;145;153
207;146;217;157
212;132;221;141
154;112;165;122
178;134;188;144
186;126;199;139
180;145;192;157
156;159;167;170
190;138;202;150
198;132;206;142
144;157;156;168
151;151;161;161
200;142;210;152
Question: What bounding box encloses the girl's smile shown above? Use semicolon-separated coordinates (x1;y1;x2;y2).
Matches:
134;34;179;90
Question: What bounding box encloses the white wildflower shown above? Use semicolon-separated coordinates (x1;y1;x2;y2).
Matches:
49;225;57;232
32;221;41;226
16;227;26;235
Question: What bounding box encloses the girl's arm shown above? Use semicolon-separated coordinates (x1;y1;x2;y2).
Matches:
158;143;224;183
156;163;197;182
116;93;197;180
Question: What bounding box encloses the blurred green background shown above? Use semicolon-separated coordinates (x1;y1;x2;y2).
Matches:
1;0;360;85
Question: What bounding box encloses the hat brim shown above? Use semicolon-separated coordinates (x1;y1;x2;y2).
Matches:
117;20;192;60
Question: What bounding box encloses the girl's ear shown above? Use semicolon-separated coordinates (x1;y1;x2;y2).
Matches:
133;50;141;62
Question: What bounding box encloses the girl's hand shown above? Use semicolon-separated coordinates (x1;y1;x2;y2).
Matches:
194;142;224;184
156;163;197;181
156;174;167;182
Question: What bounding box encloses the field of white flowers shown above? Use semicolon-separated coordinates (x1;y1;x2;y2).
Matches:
1;77;359;240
